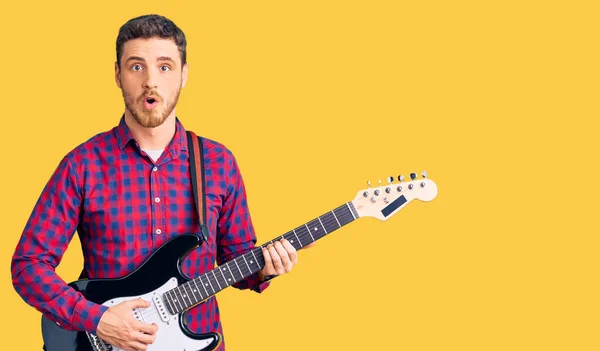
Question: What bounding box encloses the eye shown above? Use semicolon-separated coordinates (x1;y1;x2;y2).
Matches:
131;64;143;71
160;65;171;72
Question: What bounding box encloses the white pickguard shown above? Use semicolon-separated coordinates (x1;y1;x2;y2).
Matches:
87;278;218;351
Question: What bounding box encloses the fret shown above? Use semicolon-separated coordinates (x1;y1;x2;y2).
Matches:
295;225;311;248
232;258;244;282
284;231;299;249
331;210;342;228
346;202;356;220
170;289;184;312
321;212;340;233
211;270;223;290
178;285;191;308
182;282;198;305
242;255;252;273
163;292;175;314
176;286;192;309
167;290;177;313
197;276;210;297
168;290;177;313
292;229;303;248
249;249;261;271
187;285;197;305
304;223;316;242
306;219;326;241
202;274;216;295
317;217;327;234
219;265;234;286
191;278;205;301
335;205;355;226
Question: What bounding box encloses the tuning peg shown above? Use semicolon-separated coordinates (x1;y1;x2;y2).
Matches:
422;170;428;178
387;176;394;184
398;175;405;182
410;173;417;180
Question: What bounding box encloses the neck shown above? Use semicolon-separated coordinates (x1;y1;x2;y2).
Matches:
124;111;177;150
163;202;360;315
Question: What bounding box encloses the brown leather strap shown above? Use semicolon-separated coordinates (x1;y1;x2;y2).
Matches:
188;130;205;224
187;131;209;243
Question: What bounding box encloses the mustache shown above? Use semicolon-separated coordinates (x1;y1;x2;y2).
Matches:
139;91;162;101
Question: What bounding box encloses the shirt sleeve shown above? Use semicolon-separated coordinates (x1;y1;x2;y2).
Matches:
216;150;270;293
11;154;108;334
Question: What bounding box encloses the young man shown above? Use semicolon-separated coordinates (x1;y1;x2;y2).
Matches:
11;14;301;351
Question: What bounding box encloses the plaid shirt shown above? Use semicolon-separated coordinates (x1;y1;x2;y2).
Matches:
11;116;268;350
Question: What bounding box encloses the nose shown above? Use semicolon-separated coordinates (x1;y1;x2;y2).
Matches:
143;68;158;90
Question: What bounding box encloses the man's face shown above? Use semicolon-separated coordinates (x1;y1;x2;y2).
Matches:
116;37;188;128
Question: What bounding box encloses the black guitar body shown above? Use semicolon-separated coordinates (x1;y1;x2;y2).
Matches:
41;234;221;351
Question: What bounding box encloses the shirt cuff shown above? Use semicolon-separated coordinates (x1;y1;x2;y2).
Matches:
247;272;271;293
72;297;110;335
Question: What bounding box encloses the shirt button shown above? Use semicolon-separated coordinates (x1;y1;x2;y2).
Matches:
156;229;162;235
153;167;158;172
155;197;160;203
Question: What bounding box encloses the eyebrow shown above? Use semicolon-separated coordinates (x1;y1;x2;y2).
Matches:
125;56;177;64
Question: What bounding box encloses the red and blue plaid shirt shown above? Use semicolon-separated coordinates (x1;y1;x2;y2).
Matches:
11;116;268;350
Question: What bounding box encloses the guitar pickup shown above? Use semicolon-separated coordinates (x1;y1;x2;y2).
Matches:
153;292;171;323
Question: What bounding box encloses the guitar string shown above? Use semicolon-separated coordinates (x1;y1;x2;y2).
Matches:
137;210;355;320
137;211;356;320
136;212;356;320
136;224;341;321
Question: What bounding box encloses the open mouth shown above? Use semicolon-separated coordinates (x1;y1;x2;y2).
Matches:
143;96;160;110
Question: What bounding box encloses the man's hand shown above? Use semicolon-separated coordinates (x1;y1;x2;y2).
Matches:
260;238;314;279
96;298;158;351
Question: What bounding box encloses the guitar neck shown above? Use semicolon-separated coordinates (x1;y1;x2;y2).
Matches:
163;202;359;314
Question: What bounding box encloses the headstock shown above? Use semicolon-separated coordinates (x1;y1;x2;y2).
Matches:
351;171;438;221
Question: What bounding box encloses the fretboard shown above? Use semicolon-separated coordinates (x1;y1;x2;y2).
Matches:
163;202;359;314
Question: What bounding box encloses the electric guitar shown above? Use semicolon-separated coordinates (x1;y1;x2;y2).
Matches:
41;172;438;351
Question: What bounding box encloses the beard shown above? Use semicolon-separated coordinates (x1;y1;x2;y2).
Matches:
122;83;181;128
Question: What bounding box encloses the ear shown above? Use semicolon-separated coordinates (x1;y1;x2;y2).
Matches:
181;62;189;88
115;61;121;88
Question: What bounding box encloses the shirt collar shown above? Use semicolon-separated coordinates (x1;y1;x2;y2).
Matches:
114;115;188;154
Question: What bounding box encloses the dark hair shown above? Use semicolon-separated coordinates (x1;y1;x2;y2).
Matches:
116;14;187;68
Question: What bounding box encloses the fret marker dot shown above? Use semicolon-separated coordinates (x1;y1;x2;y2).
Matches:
205;283;209;286
314;227;317;231
194;289;197;292
290;240;294;243
228;278;231;281
250;261;253;264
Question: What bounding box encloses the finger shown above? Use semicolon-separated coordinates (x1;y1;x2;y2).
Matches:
268;244;285;275
262;247;275;275
127;298;151;309
128;340;149;351
281;239;298;265
274;241;292;271
134;320;159;335
134;330;156;344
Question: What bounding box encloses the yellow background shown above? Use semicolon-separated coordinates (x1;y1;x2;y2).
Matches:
1;0;598;350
